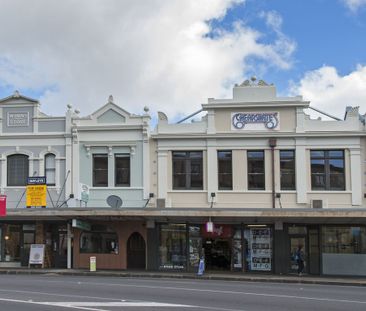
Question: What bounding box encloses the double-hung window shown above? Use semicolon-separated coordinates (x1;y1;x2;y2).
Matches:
93;154;108;187
115;154;130;187
247;150;265;190
311;150;345;190
218;151;232;190
7;154;29;186
173;151;203;190
280;150;295;190
45;153;56;186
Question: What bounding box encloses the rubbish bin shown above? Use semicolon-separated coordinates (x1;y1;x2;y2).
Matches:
90;256;96;272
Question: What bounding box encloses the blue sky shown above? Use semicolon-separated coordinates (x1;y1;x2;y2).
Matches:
0;0;365;119
214;0;366;95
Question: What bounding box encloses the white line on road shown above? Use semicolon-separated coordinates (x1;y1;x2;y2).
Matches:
0;297;192;310
55;280;366;305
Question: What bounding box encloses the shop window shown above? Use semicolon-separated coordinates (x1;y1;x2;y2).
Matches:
45;153;56;186
188;225;201;268
80;225;118;254
244;226;272;272
311;150;345;190
115;154;130;187
3;224;21;262
280;150;295;190
93;154;108;187
7;154;29;186
247;151;265;190
322;226;366;254
172;151;203;190
218;151;232;190
159;224;186;269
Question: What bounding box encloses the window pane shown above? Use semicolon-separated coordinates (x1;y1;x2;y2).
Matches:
322;226;366;254
248;151;264;190
115;154;130;186
80;231;118;254
311;159;325;173
328;150;343;158
329;174;345;190
45;154;56;185
172;151;203;190
311;151;324;158
7;154;29;186
280;150;295;190
218;151;232;190
93;154;108;187
248;174;265;190
329;159;344;173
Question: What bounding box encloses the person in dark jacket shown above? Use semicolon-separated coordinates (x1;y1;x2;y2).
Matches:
296;245;305;276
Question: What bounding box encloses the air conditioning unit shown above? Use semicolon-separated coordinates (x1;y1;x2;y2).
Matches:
311;199;325;209
156;198;166;208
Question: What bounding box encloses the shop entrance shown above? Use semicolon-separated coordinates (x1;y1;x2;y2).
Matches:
127;232;146;269
204;238;231;270
20;230;35;266
289;236;307;274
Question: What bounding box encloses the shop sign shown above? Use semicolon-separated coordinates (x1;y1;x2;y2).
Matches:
202;224;232;238
231;112;280;131
26;177;47;208
79;183;90;203
7;112;29;127
72;219;91;231
29;244;45;266
0;195;6;217
205;221;214;233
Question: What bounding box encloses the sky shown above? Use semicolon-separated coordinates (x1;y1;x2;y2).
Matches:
0;0;365;121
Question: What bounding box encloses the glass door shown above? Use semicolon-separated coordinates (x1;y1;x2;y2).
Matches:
21;231;35;266
289;236;306;274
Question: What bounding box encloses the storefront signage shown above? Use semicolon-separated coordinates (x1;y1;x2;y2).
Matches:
0;195;6;217
72;219;91;231
205;221;214;233
249;228;272;271
202;224;232;238
26;177;47;208
7;112;30;127
29;244;45;266
232;112;279;130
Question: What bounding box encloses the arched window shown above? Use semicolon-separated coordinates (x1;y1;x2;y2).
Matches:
45;153;56;186
7;154;29;186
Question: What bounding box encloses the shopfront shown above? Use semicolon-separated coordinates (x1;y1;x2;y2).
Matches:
157;223;273;273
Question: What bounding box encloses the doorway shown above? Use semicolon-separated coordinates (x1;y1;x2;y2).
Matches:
127;232;146;269
204;238;231;270
21;231;35;266
53;226;68;268
289;236;306;274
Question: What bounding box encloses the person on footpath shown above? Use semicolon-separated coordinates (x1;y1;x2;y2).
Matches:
296;245;305;276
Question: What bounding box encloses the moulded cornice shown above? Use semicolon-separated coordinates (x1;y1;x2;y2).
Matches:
202;100;310;109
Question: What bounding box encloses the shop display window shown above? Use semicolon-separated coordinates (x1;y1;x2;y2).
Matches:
3;225;21;262
159;224;186;269
322;226;366;254
80;225;118;254
189;225;201;268
244;227;272;272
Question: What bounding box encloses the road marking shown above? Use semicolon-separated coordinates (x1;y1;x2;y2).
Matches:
0;297;192;310
58;280;366;305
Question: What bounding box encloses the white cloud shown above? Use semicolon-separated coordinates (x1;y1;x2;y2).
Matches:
0;0;295;119
290;65;366;119
341;0;366;12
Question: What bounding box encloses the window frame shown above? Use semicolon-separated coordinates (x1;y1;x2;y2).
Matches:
44;153;56;186
92;154;108;187
280;150;296;190
7;154;29;186
247;150;265;190
80;225;119;254
172;151;203;190
218;150;232;190
114;153;130;187
310;150;345;191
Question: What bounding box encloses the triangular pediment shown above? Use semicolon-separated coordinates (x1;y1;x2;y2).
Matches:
0;91;38;105
91;101;130;124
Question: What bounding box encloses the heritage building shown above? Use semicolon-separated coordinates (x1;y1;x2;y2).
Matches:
1;79;366;276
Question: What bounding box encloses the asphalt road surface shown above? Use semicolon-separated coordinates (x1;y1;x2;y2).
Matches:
0;274;365;311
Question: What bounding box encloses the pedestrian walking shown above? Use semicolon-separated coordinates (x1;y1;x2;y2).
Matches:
296;245;305;276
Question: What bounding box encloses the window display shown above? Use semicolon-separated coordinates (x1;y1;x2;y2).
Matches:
159;224;186;269
189;226;201;268
245;227;272;271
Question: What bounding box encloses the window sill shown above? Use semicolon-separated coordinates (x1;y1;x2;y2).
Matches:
308;190;351;194
168;190;207;193
89;187;143;190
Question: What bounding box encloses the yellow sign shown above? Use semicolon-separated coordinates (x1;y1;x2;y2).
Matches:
26;185;47;207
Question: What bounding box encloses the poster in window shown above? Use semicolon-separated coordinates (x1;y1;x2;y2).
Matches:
249;228;272;271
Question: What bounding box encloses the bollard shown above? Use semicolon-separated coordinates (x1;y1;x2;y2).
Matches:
90;256;96;272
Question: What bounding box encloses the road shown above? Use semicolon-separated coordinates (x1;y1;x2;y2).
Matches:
0;274;365;310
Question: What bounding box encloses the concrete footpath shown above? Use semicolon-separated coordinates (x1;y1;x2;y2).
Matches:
0;268;365;287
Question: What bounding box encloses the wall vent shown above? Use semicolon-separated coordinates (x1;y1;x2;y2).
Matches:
311;199;324;209
156;198;166;208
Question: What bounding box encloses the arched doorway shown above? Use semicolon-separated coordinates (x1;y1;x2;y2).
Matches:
127;232;146;269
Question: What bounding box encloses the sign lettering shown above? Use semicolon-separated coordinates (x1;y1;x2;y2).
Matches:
232;112;279;130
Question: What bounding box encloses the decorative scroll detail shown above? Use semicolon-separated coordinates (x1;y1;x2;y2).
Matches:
232;112;279;130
